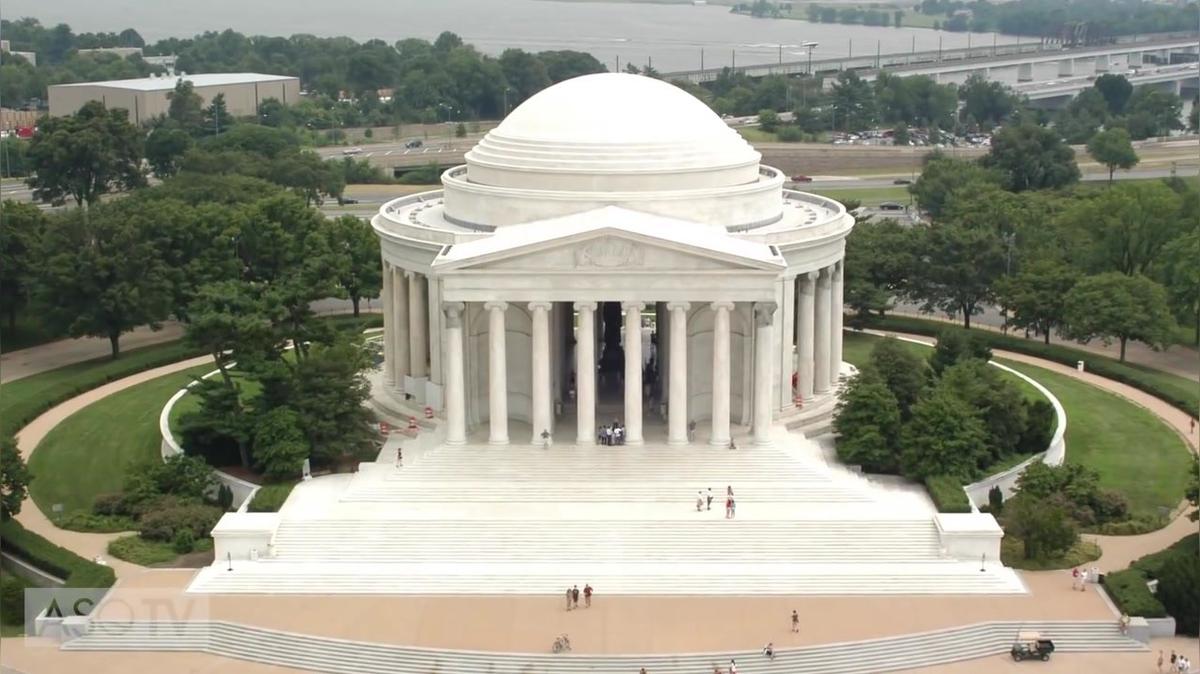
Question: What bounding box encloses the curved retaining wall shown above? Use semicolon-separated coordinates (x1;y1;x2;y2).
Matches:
159;368;258;509
858;331;1068;510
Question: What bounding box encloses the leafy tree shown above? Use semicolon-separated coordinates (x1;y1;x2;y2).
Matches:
910;218;1006;328
0;201;44;329
179;377;257;469
1160;229;1200;345
0;435;31;520
899;388;990;481
201;124;301;158
939;360;1027;463
834;369;903;473
909;153;1002;219
1186;458;1198;523
145;125;194;178
994;260;1080;344
498;48;551;108
252;407;309;481
1122;87;1183;139
830;71;876;132
1061;181;1185;276
1086;128;1138;184
1093;74;1133;116
958;74;1020;128
1156;553;1200;636
26;101;146;208
1054;88;1108;144
758;109;779;133
1006;495;1078;560
868;337;927;417
843;218;919;320
929;328;992;376
327;215;382;317
981;124;1079;192
892;122;909;146
122;454;215;506
1061;272;1173;362
204;93;233;135
35;204;173;358
988;484;1004;513
166;79;205;135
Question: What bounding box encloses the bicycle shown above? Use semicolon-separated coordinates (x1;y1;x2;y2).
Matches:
552;633;572;653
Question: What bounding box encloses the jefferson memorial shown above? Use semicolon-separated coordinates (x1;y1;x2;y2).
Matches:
195;74;1019;596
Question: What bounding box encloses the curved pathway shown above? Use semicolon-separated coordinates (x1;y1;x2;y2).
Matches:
12;355;214;578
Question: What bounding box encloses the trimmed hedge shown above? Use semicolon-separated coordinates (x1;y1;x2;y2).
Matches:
1103;534;1199;620
925;475;973;513
0;519;116;588
859;315;1199;417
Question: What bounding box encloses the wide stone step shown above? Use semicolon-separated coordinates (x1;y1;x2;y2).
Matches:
63;619;1143;673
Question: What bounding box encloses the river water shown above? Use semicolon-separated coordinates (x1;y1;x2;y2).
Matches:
6;0;1024;72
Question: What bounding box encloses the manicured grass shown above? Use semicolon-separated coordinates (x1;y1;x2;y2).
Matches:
107;534;215;567
0;340;206;438
1001;538;1102;571
736;127;778;143
996;358;1194;519
27;364;214;515
248;482;298;512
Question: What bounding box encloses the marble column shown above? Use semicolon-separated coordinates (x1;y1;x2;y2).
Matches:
485;301;508;445
814;267;832;394
443;302;466;445
575;302;597;445
797;272;817;400
381;263;394;386
623;301;644;445
393;268;410;393
753;301;776;445
709;301;733;447
408;272;428;380
667;302;690;445
778;278;796;411
529;302;552;444
831;260;844;388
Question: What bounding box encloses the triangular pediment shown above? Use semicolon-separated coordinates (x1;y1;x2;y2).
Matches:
434;207;785;273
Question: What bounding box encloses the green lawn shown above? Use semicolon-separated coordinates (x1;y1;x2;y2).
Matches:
996;359;1194;519
0;340;206;438
811;185;914;207
843;330;1191;515
27;364;214;515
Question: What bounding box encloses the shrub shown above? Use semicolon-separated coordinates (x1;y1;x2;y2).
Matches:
1156;553;1199;635
123;454;215;506
1;574;27;625
52;511;136;533
925;475;972;513
1103;568;1167;617
217;484;234;511
252;407;309;481
1006;495;1078;560
988;485;1004;513
247;483;297;513
138;504;222;542
91;492;128;517
0;519;115;588
106;535;178;566
929;328;992;376
173;529;196;555
775;125;805;142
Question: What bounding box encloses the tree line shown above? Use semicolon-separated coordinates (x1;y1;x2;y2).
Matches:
917;0;1198;39
845;124;1199;356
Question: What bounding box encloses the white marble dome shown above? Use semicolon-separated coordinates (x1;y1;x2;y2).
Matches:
463;73;762;192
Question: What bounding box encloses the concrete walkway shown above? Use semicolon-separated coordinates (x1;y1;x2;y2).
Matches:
12;355;214;579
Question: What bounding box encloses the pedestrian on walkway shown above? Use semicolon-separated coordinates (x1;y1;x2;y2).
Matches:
762;642;774;660
1157;650;1164;673
706;488;713;511
730;497;736;518
584;583;593;608
791;609;799;633
729;659;738;674
571;585;580;609
565;586;573;610
1071;567;1081;591
395;446;403;467
725;495;733;519
696;490;704;512
1171;651;1178;670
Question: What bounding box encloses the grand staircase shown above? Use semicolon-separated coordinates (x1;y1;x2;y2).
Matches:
61;619;1145;673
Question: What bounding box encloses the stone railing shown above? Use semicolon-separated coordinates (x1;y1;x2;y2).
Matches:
159;368;259;509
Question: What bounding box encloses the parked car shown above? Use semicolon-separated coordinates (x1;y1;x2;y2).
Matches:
405;139;423;149
791;175;813;183
892;178;912;185
338;197;359;205
342;147;363;155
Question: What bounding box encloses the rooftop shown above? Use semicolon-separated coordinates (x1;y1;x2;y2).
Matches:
51;72;297;92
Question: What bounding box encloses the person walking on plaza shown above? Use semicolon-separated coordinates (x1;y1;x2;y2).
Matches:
706;488;713;511
571;585;580;609
1158;650;1164;673
584;583;593;608
791;609;799;633
1071;567;1081;591
696;490;704;512
565;586;573;610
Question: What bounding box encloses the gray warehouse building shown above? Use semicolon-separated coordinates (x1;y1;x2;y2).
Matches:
48;73;301;125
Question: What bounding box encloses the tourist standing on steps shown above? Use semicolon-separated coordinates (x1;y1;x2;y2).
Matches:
730;497;736;518
725;494;733;519
696;491;704;512
584;583;593;608
729;659;738;674
706;488;713;511
791;609;799;633
762;642;774;660
571;585;580;609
